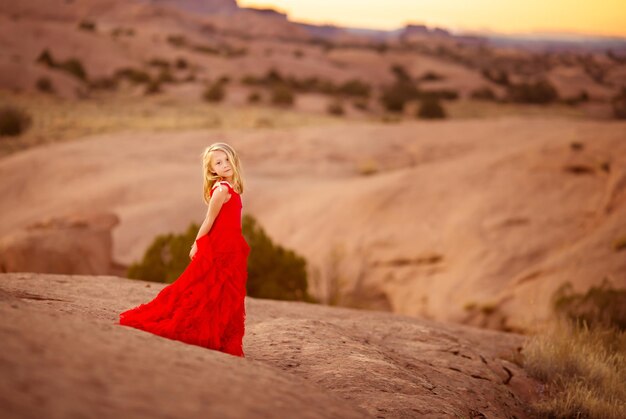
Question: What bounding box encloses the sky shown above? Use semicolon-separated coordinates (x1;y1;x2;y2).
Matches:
237;0;626;38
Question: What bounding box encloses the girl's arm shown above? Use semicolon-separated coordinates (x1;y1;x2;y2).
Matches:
195;185;229;240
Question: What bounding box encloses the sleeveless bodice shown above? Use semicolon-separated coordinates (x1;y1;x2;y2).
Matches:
196;181;249;256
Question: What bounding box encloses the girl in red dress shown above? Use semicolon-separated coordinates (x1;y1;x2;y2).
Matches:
118;142;250;357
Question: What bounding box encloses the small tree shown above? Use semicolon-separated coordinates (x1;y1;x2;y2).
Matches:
327;99;345;116
611;87;626;120
271;83;294;106
36;76;54;93
0;106;33;137
202;80;225;102
416;98;446;119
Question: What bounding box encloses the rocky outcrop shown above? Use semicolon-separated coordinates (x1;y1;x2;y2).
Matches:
0;212;122;275
0;273;540;418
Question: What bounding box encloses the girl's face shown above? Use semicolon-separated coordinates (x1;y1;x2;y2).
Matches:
210;150;233;178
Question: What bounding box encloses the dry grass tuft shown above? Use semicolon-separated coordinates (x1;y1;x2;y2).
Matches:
522;320;626;418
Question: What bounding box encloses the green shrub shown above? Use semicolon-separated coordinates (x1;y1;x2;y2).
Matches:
552;279;626;331
271;83;294;106
128;216;315;302
35;76;54;93
156;68;175;84
193;45;220;55
390;63;412;82
144;80;162;95
202;81;225;102
481;68;510;86
35;50;87;82
470;86;496;101
416;97;446;119
147;58;170;69
166;34;187;48
326;99;345;116
36;49;55;67
78;20;96;32
0;105;32;137
114;67;151;84
88;76;118;90
57;58;87;81
352;98;369;111
242;214;314;302
611;87;626;120
380;81;419;112
128;223;199;283
418;71;445;81
175;57;188;69
507;79;559;104
247;91;262;103
338;79;371;97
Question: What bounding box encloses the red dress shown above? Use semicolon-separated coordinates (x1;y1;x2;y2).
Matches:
118;181;251;357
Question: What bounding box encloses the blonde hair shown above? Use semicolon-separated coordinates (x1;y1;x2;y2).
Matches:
201;142;244;204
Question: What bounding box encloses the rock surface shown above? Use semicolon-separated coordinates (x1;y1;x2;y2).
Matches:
0;273;539;418
0;212;120;275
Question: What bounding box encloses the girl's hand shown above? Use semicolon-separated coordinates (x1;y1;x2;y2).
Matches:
189;242;198;260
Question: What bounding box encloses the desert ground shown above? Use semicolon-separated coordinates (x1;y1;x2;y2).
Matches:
1;0;626;417
0;272;539;418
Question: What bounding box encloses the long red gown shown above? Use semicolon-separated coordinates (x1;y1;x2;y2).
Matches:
118;181;251;357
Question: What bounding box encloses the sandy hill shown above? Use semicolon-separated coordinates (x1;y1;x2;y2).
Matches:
0;272;538;418
1;117;625;333
1;0;623;106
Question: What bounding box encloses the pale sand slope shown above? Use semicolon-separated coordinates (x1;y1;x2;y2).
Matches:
0;117;625;331
0;273;537;418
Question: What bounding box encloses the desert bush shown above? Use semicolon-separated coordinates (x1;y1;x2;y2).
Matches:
293;49;304;58
36;49;55;67
147;58;170;69
144;80;162;95
338;79;371;98
326;99;345;116
614;236;626;251
35;76;54;93
507;79;559;104
88;76;118;90
111;27;135;37
380;81;419;112
114;67;151;84
481;68;510;86
552;279;626;330
418;71;445;81
522;320;626;419
390;63;412;82
166;34;187;48
78;20;96;32
611;87;626;120
352;98;369;111
416;97;446;119
128;216;314;302
419;89;459;101
470;86;496;101
175;57;188;69
242;214;315;302
57;58;87;81
0;105;32;137
247;91;262;103
193;45;220;55
202;80;226;102
35;50;87;81
519;279;626;418
156;68;175;84
270;83;294;106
